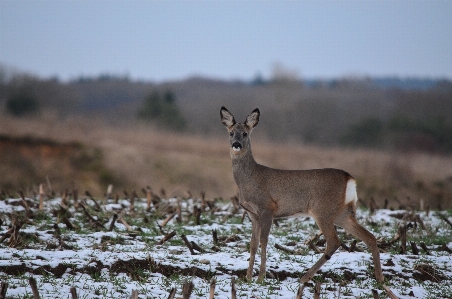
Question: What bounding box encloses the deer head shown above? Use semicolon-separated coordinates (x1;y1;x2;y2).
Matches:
220;106;260;155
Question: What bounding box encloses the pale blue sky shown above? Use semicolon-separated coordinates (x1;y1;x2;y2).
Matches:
1;1;451;82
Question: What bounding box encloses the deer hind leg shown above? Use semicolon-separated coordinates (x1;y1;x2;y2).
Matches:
246;214;261;280
300;220;341;283
337;215;384;283
257;213;273;282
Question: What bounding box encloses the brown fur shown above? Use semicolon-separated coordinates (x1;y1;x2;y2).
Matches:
220;106;384;284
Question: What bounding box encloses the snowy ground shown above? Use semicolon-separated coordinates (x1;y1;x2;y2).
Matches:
0;195;451;298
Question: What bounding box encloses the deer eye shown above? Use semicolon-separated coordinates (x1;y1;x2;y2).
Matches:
229;131;234;137
243;132;248;137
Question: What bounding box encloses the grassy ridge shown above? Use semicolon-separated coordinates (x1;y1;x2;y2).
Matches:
1;114;452;208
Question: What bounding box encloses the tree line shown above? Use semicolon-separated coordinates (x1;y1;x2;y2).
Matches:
1;67;451;153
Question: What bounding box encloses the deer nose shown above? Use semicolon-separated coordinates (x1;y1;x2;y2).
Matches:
232;142;242;151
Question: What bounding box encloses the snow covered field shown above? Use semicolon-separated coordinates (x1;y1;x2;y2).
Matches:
0;195;451;298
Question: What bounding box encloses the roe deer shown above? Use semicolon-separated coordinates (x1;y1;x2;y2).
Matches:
220;106;384;284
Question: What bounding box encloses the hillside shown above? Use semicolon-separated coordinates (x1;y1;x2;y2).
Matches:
1;115;451;210
1;69;452;208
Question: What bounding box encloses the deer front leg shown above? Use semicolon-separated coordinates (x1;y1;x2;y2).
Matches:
247;215;260;280
257;213;273;282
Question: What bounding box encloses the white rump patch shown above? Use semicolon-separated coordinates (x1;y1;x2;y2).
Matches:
345;179;358;204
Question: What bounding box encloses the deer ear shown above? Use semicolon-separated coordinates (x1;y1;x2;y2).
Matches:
245;108;260;130
220;106;236;129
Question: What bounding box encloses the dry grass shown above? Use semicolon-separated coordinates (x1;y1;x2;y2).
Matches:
1;114;451;208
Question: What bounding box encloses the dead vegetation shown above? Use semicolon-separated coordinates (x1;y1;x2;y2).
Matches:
0;184;451;298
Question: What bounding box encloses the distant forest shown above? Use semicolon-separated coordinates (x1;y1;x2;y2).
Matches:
1;66;452;153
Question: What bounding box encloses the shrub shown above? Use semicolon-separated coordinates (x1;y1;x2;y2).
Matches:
388;116;452;152
137;90;186;131
6;90;40;116
340;118;384;147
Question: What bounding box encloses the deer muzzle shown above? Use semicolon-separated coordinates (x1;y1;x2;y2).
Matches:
232;141;242;152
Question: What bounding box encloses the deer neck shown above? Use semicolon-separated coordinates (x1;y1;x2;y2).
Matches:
231;148;258;185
